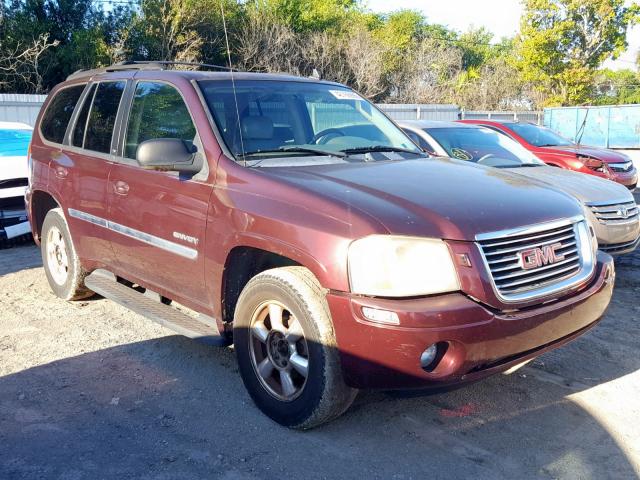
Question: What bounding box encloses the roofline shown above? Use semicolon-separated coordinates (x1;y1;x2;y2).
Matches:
66;60;234;81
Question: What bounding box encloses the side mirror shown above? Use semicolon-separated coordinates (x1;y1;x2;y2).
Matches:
136;138;201;174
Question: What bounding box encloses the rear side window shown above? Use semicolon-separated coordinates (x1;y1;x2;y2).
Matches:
71;84;96;147
40;85;85;144
84;81;126;154
124;82;196;159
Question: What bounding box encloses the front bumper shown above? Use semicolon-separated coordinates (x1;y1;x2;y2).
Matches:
609;168;638;190
0;208;31;240
600;236;640;255
329;251;614;389
1;185;31;240
586;211;640;256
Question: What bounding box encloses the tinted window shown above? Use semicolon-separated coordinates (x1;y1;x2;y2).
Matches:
84;81;126;154
72;84;96;147
124;82;196;159
40;86;85;144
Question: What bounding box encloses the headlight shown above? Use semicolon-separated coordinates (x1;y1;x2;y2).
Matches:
348;235;461;297
581;208;599;255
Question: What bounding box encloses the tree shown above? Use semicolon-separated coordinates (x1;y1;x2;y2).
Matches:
592;68;640;104
0;34;59;93
390;38;462;104
516;0;640;106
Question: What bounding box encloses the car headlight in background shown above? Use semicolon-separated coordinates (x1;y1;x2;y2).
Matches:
608;161;634;172
348;235;461;297
580;207;599;253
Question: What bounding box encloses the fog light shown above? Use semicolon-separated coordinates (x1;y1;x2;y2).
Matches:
420;344;438;370
361;307;400;325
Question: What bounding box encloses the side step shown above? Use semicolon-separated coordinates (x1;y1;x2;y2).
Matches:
85;269;230;346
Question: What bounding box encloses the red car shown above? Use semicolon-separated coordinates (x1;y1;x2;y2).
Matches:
460;120;638;190
27;62;614;428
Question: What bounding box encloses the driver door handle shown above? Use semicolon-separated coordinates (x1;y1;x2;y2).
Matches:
114;180;130;196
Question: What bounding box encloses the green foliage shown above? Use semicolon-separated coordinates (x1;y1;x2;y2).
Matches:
245;0;358;32
516;0;640;106
592;68;640;105
2;0;640;109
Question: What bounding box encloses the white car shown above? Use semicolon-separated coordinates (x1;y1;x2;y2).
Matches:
400;120;640;255
0;121;32;241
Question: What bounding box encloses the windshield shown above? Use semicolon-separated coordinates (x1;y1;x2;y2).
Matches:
506;123;573;147
198;80;422;163
0;129;32;157
426;127;545;168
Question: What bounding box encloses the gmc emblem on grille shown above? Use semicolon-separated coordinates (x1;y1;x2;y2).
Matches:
519;243;565;270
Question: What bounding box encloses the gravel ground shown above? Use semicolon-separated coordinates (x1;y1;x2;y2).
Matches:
1;235;639;479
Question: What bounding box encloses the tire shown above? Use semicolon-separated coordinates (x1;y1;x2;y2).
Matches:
41;208;93;301
234;266;357;429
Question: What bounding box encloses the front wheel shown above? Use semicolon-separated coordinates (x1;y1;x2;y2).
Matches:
234;267;357;429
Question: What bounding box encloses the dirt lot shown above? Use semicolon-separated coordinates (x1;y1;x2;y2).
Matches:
1;235;640;479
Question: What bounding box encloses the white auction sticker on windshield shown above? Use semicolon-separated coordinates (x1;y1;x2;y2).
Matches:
329;90;363;101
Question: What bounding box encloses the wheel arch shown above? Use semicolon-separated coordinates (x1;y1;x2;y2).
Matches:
221;246;304;324
30;189;62;244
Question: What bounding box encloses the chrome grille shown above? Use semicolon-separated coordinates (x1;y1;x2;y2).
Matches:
608;161;634;173
588;201;638;225
477;218;593;302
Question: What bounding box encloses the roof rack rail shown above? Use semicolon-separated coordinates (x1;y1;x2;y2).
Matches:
66;60;234;81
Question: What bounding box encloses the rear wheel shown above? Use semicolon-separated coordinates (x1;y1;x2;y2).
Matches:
41;208;92;301
234;266;357;429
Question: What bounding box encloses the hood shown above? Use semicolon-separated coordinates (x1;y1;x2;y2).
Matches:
0;155;28;182
261;158;583;241
542;145;630;163
507;166;634;205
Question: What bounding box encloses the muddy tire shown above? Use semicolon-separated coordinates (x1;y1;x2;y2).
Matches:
234;266;357;429
41;208;92;301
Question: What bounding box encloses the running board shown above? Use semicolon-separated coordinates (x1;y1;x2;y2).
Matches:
85;269;230;346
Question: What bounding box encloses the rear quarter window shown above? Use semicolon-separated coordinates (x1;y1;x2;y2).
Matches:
40;85;85;144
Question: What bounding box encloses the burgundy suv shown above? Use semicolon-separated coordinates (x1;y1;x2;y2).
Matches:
27;62;615;428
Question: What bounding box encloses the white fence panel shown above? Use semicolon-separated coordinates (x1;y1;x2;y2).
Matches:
0;94;47;126
377;104;460;121
461;110;542;124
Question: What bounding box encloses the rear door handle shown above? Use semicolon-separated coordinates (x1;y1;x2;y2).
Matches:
54;166;68;179
114;180;130;196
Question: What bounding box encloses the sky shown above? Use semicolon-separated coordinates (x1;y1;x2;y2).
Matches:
365;0;640;71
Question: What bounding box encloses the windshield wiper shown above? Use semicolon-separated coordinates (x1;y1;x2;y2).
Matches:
340;145;423;156
240;146;346;159
498;164;543;169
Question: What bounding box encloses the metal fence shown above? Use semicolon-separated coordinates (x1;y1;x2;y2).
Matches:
376;104;460;121
460;110;543;124
377;104;542;124
0;93;543;128
544;105;640;149
0;94;47;126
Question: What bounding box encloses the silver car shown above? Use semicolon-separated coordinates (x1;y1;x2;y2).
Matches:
400;120;640;255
